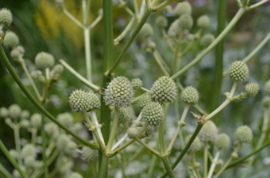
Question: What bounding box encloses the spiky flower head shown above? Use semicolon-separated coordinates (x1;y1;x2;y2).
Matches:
56;134;69;151
138;93;152;109
30;113;42;128
0;8;12;26
81;147;99;161
245;83;259;96
20;110;30;120
168;19;180;37
127;127;139;138
155;16;168;28
262;96;270;108
3;31;19;48
235;125;253;144
8;104;21;119
264;80;270;95
199;120;218;142
197;15;210;29
131;78;143;90
57;112;74;127
119;107;130;123
180;86;199;105
229;61;249;82
139;23;153;38
178;14;193;30
0;107;8;118
104;76;134;108
200;34;215;47
45;122;59;135
185;135;201;153
214;133;230;150
174;2;192;16
142;102;164;126
52;64;64;74
35;52;55;70
70;173;83;178
24;156;35;168
150;76;177;104
69;89;101;112
22;144;36;158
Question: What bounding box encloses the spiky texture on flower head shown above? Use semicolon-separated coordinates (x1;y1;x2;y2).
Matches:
10;49;20;59
151;76;177;104
199;120;218;142
197;15;210;29
200;34;215;47
214;133;230;150
57;112;74;127
22;144;36;158
56;134;69;151
168;19;180;37
70;173;83;178
235;125;253;144
104;76;134;108
20;110;30;120
264;80;270;95
8;104;21;119
3;32;19;48
0;107;8;118
127;127;139;138
155;16;168;28
174;2;192;16
229;61;249;82
139;23;153;38
131;78;143;90
69;89;101;112
185;135;201;152
178;14;193;30
35;52;55;70
142;102;164;126
24;156;35;168
119;107;130;123
30;113;42;128
262;96;270;108
81;146;99;161
0;8;12;26
245;83;259;96
180;86;199;105
138;93;152;109
52;64;64;74
45;122;59;135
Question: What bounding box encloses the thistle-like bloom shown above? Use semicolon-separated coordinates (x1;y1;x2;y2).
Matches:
185;135;201;153
20;110;30;120
139;23;153;38
0;8;12;26
119;107;130;123
180;86;199;105
174;2;192;16
104;77;134;108
138;93;152;109
3;32;19;48
178;14;193;30
81;146;99;161
200;34;215;47
45;122;59;135
142;102;164;126
155;16;168;28
30;113;42;128
199;120;218;142
245;83;259;96
35;52;55;70
214;133;230;150
131;78;143;90
197;15;210;29
235;125;253;144
229;61;249;82
10;49;20;59
25;156;35;168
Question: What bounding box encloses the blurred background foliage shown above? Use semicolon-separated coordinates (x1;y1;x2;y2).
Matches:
0;0;270;177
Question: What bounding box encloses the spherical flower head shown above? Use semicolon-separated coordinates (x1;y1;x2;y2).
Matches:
174;2;192;16
200;34;215;47
22;144;36;158
168;19;180;37
24;156;35;168
186;34;195;42
9;149;18;160
10;49;20;59
65;141;77;155
142;102;164;127
262;96;270;108
56;134;69;151
3;31;19;48
199;120;218;142
8;104;21;119
81;146;99;161
185;135;201;153
57;112;74;127
45;122;59;135
264;80;270;95
131;78;143;90
235;125;253;144
138;93;152;109
0;107;8;118
52;64;64;74
35;52;55;70
127;127;139;138
70;172;83;178
73;122;83;132
181;86;199;105
178;14;193;30
20;120;30;128
69;89;101;112
151;76;177;104
20;110;30;120
155;16;168;28
214;133;230;150
16;46;25;54
30;71;41;80
0;8;12;26
119;107;130;124
30;113;42;128
245;83;259;96
139;23;153;38
229;61;249;82
197;15;210;29
104;76;134;108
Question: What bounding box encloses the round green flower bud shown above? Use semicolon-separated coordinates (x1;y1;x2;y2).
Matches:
0;8;12;26
127;127;139;138
138;93;152;109
200;34;215;47
150;76;177;104
56;134;69;151
104;76;134;108
228;61;249;82
9;104;21;119
245;83;259;96
168;19;180;37
24;156;35;167
45;122;59;135
16;46;25;54
174;2;192;16
214;133;230;150
35;52;55;70
30;113;42;128
231;152;238;159
0;107;8;118
20;120;30;128
81;146;99;161
155;16;168;28
30;70;42;80
197;15;210;29
142;102;164;127
65;141;77;155
199;120;218;142
262;96;270;108
10;49;20;59
139;23;153;38
57;112;74;127
69;89;101;112
185;135;201;153
178;14;193;30
235;125;253;144
186;34;195;42
52;64;64;74
73;122;83;132
119;107;130;123
131;78;143;90
4;31;19;48
70;173;83;178
9;149;18;160
180;86;199;105
264;80;270;95
22;144;36;158
20;110;30;120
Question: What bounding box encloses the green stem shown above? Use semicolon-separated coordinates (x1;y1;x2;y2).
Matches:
170;31;183;76
41;115;48;178
147;153;158;178
152;49;170;76
114;17;136;45
135;138;160;156
207;151;220;178
13;123;22;166
203;144;209;178
161;157;175;178
98;156;109;178
0;163;13;178
246;0;269;10
63;7;84;29
107;108;120;151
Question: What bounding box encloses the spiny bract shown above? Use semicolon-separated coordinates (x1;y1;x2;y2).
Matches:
81;146;99;161
0;8;12;26
142;102;164;127
235;125;253;144
180;86;199;105
229;61;249;82
199;120;218;142
245;83;259;96
35;52;55;70
214;133;230;150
